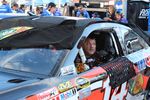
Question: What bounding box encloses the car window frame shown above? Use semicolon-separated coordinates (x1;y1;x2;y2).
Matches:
75;28;121;74
61;22;126;76
117;25;149;55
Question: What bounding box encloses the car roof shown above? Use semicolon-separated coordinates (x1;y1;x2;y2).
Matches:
0;16;102;49
1;16;148;50
0;16;101;29
0;13;28;20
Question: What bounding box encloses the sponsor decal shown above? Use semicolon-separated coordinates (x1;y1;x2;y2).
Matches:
61;65;76;75
78;87;91;100
58;81;73;92
59;88;77;100
36;87;59;100
0;26;33;40
138;8;149;19
129;73;143;95
145;56;150;67
136;59;146;71
76;77;90;89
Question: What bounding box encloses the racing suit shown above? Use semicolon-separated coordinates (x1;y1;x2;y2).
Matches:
75;51;103;73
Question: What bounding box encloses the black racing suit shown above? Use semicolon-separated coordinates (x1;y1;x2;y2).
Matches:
75;51;104;73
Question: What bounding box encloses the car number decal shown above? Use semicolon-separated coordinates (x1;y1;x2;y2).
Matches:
88;76;128;100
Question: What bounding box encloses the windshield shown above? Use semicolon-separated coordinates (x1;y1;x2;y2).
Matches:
0;48;68;76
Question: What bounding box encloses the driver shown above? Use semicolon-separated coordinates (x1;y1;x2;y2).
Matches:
75;35;106;73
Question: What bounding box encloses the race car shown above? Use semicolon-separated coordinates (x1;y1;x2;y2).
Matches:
0;16;149;100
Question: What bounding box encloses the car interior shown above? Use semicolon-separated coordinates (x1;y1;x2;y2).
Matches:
74;29;119;73
94;30;117;62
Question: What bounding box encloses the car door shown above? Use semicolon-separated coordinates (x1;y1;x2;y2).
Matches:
26;22;142;100
115;24;150;98
68;22;136;100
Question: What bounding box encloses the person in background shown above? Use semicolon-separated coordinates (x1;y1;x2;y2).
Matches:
54;8;62;16
76;5;90;18
115;11;128;23
41;2;56;16
104;5;116;21
62;3;69;16
11;3;20;13
26;5;36;16
73;5;78;17
0;0;12;13
35;6;43;16
68;0;74;16
91;12;101;19
18;4;26;13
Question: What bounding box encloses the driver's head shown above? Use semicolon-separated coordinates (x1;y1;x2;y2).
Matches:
82;36;96;57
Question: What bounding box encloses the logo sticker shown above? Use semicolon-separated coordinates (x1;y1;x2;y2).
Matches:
138;8;149;19
136;59;146;71
0;26;33;40
58;81;73;92
59;88;77;100
78;87;91;100
61;65;76;76
76;77;90;89
36;87;59;100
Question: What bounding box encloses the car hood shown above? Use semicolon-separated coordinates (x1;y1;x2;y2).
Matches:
0;71;39;94
0;71;75;100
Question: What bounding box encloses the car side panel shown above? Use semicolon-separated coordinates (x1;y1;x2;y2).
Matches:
26;57;134;100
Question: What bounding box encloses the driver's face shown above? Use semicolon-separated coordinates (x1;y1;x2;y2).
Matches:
83;38;96;57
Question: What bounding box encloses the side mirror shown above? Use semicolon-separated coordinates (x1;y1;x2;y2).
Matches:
126;41;132;49
126;41;133;54
126;38;139;53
